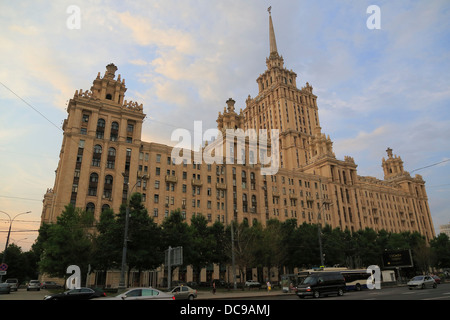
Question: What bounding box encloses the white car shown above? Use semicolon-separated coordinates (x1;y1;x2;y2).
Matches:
407;275;436;290
104;287;175;300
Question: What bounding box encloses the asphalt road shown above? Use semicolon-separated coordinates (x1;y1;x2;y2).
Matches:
239;283;450;300
1;283;449;300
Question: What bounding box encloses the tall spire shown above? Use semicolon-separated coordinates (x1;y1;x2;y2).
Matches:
268;6;278;57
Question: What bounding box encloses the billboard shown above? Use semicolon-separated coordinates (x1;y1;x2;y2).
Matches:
382;249;413;268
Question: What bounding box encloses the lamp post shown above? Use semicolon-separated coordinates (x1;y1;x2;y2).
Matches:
0;210;31;282
118;174;147;290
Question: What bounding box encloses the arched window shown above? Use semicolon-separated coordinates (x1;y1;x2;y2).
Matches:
101;204;110;212
105;93;112;100
96;119;105;139
110;122;119;141
93;144;102;154
103;175;113;199
107;147;116;169
97;118;105;127
88;173;98;196
86;202;95;213
92;145;102;167
90;172;99;182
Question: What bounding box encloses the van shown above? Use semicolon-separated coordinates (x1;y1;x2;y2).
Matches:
296;272;345;298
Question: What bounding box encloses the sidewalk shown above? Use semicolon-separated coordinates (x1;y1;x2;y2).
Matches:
197;288;295;300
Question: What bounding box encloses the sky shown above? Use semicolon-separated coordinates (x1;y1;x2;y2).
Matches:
0;0;449;251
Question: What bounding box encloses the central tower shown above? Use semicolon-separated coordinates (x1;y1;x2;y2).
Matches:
243;8;323;170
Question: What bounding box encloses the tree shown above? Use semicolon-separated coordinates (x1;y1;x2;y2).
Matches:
117;193;164;286
91;208;122;279
189;214;216;283
38;204;94;285
161;209;192;283
430;233;450;269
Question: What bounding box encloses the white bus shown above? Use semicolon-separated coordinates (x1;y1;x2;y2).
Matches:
341;269;372;291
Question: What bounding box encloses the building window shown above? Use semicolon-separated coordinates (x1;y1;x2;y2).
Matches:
89;173;98;196
110;121;119;141
86;202;95;213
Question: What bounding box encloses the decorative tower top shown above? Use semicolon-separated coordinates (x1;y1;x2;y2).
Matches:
104;63;118;79
268;6;278;57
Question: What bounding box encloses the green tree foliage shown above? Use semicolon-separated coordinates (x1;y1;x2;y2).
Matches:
38;204;94;282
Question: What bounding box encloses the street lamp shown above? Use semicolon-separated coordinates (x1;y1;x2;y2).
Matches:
0;210;31;281
118;173;147;290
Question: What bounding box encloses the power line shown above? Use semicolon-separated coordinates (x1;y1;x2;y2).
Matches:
0;195;42;202
410;158;450;173
0;81;63;133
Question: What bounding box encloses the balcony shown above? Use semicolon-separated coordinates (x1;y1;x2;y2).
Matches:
216;183;227;190
192;179;203;187
165;175;178;183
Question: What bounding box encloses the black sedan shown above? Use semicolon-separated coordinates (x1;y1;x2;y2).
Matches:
44;287;106;300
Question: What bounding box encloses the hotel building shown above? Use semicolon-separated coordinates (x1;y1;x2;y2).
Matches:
41;10;435;285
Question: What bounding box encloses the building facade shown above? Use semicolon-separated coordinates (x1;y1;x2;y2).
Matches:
41;11;435;282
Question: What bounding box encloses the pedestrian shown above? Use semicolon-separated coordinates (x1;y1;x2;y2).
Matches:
266;281;271;292
212;281;216;295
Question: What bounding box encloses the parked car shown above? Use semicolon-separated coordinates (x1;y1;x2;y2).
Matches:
40;281;62;289
244;280;261;288
44;287;106;300
432;275;441;284
4;279;18;291
168;285;197;300
407;275;437;290
27;280;41;291
0;283;11;294
105;287;174;300
296;272;346;298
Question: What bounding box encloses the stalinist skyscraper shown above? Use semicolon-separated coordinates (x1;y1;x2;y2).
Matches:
42;8;435;244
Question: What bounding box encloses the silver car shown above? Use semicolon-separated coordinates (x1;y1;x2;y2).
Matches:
407;275;436;290
27;280;41;291
106;287;175;300
4;279;18;292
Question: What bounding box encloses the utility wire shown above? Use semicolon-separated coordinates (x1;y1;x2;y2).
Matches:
0;81;63;133
410;159;450;173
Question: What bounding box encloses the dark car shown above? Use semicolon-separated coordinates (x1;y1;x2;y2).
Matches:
296;272;346;299
44;287;106;300
40;281;62;289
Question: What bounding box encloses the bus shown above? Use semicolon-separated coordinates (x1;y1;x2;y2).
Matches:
296;268;372;291
340;269;372;291
296;267;349;285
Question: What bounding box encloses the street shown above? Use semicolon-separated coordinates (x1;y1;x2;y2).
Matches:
1;283;449;300
238;283;450;300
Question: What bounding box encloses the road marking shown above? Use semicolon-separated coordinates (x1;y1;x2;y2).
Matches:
423;296;450;300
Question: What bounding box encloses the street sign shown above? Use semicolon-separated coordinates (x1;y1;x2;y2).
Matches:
165;246;183;266
0;271;6;276
0;263;8;271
